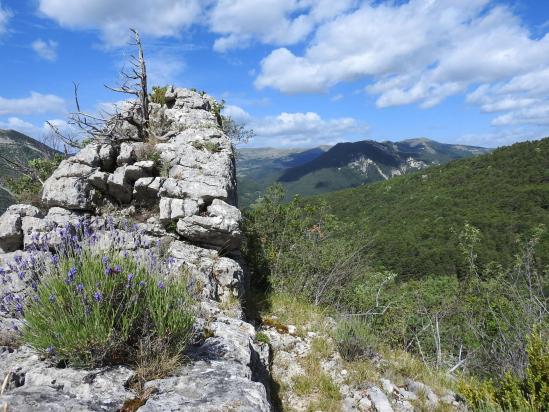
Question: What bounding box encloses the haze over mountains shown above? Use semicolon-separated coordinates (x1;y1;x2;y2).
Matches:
237;138;490;207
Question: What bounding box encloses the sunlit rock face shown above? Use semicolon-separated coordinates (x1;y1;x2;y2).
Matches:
0;88;271;412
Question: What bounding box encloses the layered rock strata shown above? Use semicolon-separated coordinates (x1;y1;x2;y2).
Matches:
0;88;270;411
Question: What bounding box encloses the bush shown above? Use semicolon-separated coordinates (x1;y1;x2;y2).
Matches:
5;155;63;204
150;86;168;106
242;184;366;307
334;319;377;361
19;219;194;368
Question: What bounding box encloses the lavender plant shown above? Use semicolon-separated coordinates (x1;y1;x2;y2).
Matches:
6;217;195;368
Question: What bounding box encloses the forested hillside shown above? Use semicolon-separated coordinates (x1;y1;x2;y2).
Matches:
0;129;60;212
317;138;549;278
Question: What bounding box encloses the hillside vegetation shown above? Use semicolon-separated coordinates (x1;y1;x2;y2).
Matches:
242;138;549;410
317;138;549;278
237;138;489;208
0;129;60;212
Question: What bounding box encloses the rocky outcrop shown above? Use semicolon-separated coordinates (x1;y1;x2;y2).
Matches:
0;88;271;411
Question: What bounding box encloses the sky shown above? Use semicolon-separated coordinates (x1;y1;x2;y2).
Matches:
1;0;549;148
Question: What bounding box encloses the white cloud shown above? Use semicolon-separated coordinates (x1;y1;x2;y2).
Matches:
222;104;251;123
38;0;204;46
255;0;549;114
0;117;69;141
249;111;367;146
0;92;66;116
32;38;58;61
209;0;356;52
0;1;11;35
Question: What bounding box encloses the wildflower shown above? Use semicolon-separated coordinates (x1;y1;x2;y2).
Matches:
48;294;56;303
93;291;103;302
18;271;25;280
15;302;23;314
113;264;122;274
51;255;59;265
104;267;112;276
102;256;109;266
76;283;84;293
47;346;55;354
139;281;146;287
127;273;134;282
157;281;165;289
67;267;77;283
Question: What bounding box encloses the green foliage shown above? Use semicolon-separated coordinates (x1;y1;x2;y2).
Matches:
23;246;194;368
334;319;377;361
5;155;63;204
316;138;549;278
221;115;255;145
459;328;549;411
242;183;366;306
255;331;270;345
211;99;225;126
192;140;223;153
150;86;168;105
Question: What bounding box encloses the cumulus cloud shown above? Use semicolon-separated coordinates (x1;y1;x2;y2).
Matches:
0;117;69;141
249;111;367;146
38;0;203;46
32;38;58;61
0;1;11;35
222;104;251;123
255;0;549;113
0;92;66;116
209;0;356;52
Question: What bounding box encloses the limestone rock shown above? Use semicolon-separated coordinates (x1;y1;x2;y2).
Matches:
176;200;241;250
42;175;96;211
0;212;22;252
367;386;394;412
159;197;199;223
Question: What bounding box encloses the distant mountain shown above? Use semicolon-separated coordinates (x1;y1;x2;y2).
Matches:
0;129;60;213
315;137;549;278
236;138;490;207
236;146;330;207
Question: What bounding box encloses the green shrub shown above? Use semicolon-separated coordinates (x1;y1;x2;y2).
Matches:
5;155;63;204
334;319;377;361
255;331;270;345
21;226;194;368
242;184;366;307
192;140;222;153
150;86;168;105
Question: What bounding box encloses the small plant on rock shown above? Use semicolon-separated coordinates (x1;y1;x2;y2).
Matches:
18;219;195;369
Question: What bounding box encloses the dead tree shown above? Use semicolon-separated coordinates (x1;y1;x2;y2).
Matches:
49;28;151;149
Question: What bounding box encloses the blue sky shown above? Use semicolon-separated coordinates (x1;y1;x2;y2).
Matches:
1;0;549;148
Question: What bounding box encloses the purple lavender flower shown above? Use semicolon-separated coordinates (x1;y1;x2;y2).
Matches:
93;291;103;302
76;283;84;293
67;267;77;283
47;346;54;354
14;255;22;265
18;271;25;280
31;281;37;291
139;281;146;287
157;281;165;289
113;264;122;274
15;302;23;314
51;255;59;265
102;256;109;266
127;273;134;282
48;294;56;303
104;267;112;276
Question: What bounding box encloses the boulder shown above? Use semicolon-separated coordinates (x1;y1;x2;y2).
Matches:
0;212;22;252
176;199;241;250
